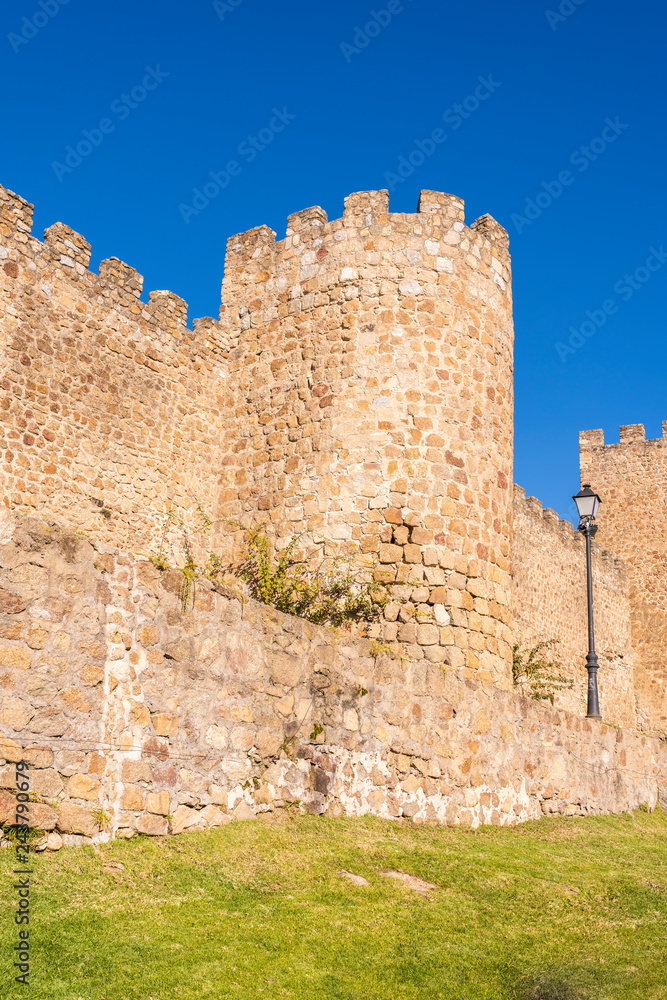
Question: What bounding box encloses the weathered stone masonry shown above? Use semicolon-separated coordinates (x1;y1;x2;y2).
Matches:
0;184;231;562
219;190;514;691
1;179;667;842
511;486;636;730
580;424;667;735
1;183;514;691
0;512;664;845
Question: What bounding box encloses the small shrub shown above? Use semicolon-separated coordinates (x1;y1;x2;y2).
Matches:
1;825;43;846
93;808;112;831
236;526;388;628
370;640;395;659
150;510;387;628
512;640;573;705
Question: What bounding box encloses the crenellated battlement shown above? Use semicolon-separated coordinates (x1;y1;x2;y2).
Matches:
580;422;667;450
219;189;511;332
223;190;510;287
0;181;510;357
0;184;228;349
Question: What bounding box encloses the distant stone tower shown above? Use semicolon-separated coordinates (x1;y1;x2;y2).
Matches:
580;423;667;734
218;190;514;688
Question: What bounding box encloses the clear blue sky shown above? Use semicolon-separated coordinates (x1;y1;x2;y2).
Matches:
2;0;665;524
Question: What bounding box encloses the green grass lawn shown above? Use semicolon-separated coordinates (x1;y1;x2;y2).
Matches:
1;810;666;999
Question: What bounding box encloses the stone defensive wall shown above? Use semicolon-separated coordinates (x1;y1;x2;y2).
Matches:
1;182;515;692
0;511;664;847
0;183;232;563
580;423;667;736
511;486;635;729
219;188;515;690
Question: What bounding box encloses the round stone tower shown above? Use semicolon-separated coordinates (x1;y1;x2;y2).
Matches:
218;189;514;689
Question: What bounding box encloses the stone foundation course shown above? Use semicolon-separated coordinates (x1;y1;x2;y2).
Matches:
0;510;665;848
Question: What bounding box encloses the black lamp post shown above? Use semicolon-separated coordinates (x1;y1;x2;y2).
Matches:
572;484;602;720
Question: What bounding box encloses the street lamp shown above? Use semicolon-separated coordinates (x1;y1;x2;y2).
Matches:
572;484;602;720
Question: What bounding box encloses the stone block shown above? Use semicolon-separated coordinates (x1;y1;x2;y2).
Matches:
268;651;302;687
67;774;101;801
379;543;403;564
209;785;228;807
255;731;282;758
275;695;294;717
27;801;58;830
121;760;151;783
231;727;255;751
417;624;439;646
121;785;145;810
29;707;68;736
233;801;256;821
0;737;22;762
397;622;416;643
151;712;178;736
170;805;201;834
59;687;90;712
199;804;230;827
343;709;359;731
135;813;168;836
78;665;104;687
0;644;30;669
0;697;34;731
146;790;170;815
138;625;159;646
31;769;63;798
411;527;433;545
57;802;97;837
205;725;228;750
472;711;491;735
0;588;25;614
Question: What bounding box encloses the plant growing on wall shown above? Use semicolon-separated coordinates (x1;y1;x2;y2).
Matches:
149;507;387;626
228;526;388;627
512;640;573;704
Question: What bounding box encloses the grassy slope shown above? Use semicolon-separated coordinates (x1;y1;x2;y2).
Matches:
1;811;666;1000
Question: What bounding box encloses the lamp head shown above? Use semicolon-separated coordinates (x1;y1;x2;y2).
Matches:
572;484;601;521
